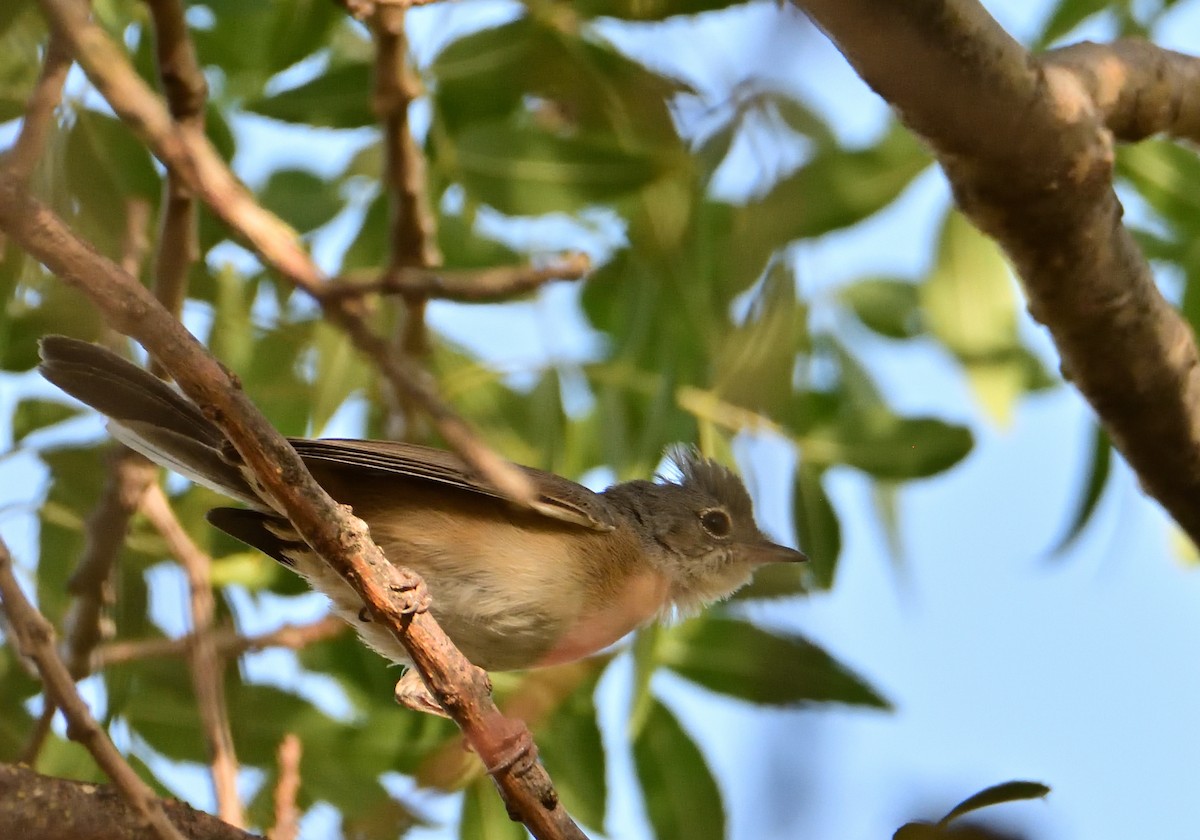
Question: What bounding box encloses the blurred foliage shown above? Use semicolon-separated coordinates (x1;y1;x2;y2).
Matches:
0;0;1175;836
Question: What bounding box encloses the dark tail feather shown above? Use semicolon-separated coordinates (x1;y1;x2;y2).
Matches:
38;336;262;508
206;507;299;567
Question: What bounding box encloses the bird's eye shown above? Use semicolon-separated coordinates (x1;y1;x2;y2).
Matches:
699;508;732;538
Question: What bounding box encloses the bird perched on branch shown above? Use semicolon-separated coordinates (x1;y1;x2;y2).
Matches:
39;336;805;714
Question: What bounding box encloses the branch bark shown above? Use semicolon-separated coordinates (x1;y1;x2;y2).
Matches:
0;170;585;840
141;484;244;827
796;0;1200;546
0;763;259;840
0;539;187;840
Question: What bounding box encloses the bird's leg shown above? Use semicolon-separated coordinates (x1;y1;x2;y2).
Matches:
394;668;448;717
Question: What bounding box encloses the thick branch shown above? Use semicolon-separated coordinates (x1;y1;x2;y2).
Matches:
0;171;584;840
1044;39;1200;144
0;540;187;840
797;0;1200;546
34;0;537;507
0;763;258;840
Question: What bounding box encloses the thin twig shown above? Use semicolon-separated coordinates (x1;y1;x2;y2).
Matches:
17;703;57;766
94;615;346;668
0;166;584;840
4;31;71;183
320;253;592;302
0;538;188;840
145;0;206;330
370;3;440;438
141;484;244;828
33;0;539;507
268;734;302;840
61;448;157;679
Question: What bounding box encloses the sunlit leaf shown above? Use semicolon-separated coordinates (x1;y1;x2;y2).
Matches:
245;62;374;128
451;122;670;215
12;399;79;443
841;277;923;339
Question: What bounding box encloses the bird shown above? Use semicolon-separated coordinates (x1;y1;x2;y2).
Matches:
38;335;806;713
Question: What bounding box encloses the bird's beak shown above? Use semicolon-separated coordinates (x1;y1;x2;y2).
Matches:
745;540;808;565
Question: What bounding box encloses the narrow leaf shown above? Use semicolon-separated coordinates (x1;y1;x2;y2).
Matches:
660;616;890;708
633;699;725;840
937;780;1051;826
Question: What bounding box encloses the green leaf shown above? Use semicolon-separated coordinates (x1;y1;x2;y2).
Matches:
259;168;344;233
458;776;529;840
920;209;1026;425
660;616;890;708
574;0;743;20
1052;422;1111;554
1035;0;1114;49
794;462;840;589
806;415;973;481
451;122;670;215
311;319;370;434
12;399;79;442
245;62;374;128
841;277;923;339
739;121;930;243
937;780;1051;825
633;699;725;840
713;263;807;416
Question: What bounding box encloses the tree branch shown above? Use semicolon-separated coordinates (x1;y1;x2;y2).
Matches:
0;539;187;840
1043;38;1200;145
3;31;71;183
94;615;346;668
62;448;158;679
0;170;585;840
320;253;592;302
145;0;207;329
796;0;1200;546
140;484;244;827
268;734;302;840
0;763;259;840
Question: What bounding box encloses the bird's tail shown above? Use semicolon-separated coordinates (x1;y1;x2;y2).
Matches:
37;336;264;509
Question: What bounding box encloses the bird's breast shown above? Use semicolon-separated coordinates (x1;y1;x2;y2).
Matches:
534;569;670;667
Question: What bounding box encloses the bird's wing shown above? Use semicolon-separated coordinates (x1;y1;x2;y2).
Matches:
288;438;617;532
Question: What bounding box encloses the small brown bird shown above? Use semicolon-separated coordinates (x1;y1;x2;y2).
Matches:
39;336;805;713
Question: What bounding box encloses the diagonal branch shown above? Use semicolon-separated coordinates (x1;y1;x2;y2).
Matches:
796;0;1200;546
3;31;71;183
0;539;188;840
0;169;585;840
